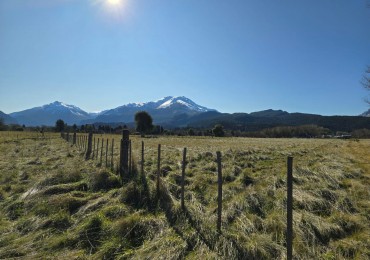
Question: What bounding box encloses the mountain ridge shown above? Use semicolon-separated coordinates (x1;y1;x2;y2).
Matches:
1;98;370;132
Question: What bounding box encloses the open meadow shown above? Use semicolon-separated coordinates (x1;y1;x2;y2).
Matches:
0;131;369;259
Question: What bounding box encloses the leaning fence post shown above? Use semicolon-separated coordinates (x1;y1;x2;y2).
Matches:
181;147;187;210
73;132;76;145
120;130;130;182
157;144;161;198
217;151;222;233
85;132;93;160
287;156;293;260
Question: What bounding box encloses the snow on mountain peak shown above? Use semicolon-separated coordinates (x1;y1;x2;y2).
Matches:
156;96;212;112
42;101;88;117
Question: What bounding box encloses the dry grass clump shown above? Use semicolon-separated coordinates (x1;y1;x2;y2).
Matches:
38;170;83;187
88;170;121;191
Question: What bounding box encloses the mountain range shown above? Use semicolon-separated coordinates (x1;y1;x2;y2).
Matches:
1;96;215;126
1;96;370;132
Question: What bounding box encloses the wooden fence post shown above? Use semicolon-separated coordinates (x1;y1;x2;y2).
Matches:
181;147;187;210
96;138;100;161
85;132;93;160
287;156;293;260
111;139;114;171
129;140;132;174
66;132;70;143
157;144;161;198
120;130;130;181
217;151;222;233
100;138;104;166
105;139;109;168
92;138;95;158
141;141;144;177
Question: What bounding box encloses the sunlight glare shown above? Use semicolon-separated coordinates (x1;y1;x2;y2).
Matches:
107;0;121;6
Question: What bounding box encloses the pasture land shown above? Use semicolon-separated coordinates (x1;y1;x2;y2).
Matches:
0;131;369;259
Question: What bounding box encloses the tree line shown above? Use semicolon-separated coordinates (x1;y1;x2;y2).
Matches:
2;111;370;138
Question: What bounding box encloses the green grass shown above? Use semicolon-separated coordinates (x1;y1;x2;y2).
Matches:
0;131;369;259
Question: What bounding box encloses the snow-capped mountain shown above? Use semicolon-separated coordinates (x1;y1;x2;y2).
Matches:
157;96;211;112
10;101;95;126
92;96;216;124
6;97;216;126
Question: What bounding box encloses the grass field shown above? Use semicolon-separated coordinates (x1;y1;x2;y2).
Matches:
0;131;369;259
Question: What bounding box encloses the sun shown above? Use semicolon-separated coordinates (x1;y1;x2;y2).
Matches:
107;0;121;5
93;0;129;21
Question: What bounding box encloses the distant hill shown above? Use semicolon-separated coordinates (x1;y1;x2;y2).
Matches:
184;110;370;133
0;111;17;124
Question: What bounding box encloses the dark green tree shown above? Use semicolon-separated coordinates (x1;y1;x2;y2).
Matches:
135;111;153;134
212;124;225;137
55;119;65;132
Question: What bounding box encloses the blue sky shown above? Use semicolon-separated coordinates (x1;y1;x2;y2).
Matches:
0;0;369;115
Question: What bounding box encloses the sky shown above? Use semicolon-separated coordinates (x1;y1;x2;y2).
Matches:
0;0;370;115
